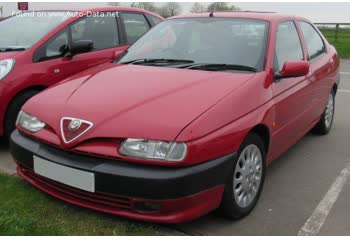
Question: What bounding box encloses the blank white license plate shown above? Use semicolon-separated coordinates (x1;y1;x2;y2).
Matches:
33;156;95;192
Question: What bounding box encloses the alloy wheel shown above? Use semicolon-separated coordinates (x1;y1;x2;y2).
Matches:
324;93;334;129
233;144;263;208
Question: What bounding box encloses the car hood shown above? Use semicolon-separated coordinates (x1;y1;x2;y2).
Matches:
0;51;22;60
24;64;255;146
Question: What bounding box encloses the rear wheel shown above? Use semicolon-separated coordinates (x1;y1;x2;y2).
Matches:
312;90;335;135
4;90;40;138
218;133;266;219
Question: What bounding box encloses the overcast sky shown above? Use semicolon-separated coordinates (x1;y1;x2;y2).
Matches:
1;2;350;23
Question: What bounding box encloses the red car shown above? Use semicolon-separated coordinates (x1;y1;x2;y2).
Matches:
0;8;162;138
10;12;339;223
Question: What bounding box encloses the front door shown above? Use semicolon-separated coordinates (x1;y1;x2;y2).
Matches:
33;12;128;86
269;20;313;159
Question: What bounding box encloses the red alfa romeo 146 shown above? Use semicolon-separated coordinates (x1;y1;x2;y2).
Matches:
10;12;339;223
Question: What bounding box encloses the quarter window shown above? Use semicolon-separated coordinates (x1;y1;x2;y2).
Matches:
46;30;68;58
34;29;69;62
275;21;304;71
299;21;326;60
121;13;150;44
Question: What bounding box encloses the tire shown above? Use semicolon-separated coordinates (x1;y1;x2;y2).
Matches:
218;133;266;220
4;90;40;138
312;90;335;135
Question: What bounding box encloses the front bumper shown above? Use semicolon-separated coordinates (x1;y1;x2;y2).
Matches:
10;130;236;223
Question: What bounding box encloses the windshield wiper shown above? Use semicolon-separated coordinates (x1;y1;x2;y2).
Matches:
120;58;194;65
0;47;27;52
182;63;257;72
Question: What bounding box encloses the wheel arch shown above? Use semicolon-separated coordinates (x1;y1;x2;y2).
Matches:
333;72;340;95
332;83;338;95
18;85;47;93
248;124;271;154
6;85;47;109
4;85;47;126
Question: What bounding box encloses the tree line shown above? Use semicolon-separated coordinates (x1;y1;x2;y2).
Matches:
108;2;241;18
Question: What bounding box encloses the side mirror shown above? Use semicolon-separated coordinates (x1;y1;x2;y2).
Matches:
68;40;94;56
275;60;310;80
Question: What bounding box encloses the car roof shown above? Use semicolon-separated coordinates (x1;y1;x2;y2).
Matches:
21;7;163;19
170;11;310;23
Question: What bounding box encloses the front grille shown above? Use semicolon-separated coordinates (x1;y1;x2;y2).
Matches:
19;165;134;211
25;132;123;164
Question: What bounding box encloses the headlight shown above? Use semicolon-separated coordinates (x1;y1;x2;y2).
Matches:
0;59;15;80
119;139;187;162
16;110;46;133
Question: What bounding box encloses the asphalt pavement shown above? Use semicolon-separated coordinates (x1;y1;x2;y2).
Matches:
0;60;350;236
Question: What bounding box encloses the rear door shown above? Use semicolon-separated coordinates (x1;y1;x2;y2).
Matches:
298;21;333;121
32;12;128;86
270;20;313;158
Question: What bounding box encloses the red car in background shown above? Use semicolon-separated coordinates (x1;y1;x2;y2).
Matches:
0;7;162;138
11;12;339;223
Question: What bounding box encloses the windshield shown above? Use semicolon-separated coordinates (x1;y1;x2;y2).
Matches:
0;11;72;50
119;18;269;71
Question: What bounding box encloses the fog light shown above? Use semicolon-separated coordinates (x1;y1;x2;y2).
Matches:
134;202;161;212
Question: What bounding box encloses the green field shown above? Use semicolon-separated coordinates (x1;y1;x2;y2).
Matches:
0;173;178;236
320;29;350;58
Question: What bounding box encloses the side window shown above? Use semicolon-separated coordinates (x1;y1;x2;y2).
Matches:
45;30;68;58
275;21;304;71
70;19;87;42
70;14;119;50
299;21;326;60
121;13;150;44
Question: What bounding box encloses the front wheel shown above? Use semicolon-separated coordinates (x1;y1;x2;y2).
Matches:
312;91;335;135
218;133;266;219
